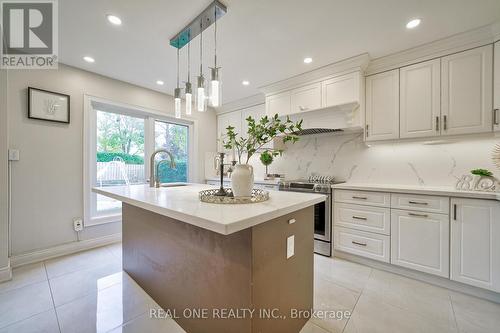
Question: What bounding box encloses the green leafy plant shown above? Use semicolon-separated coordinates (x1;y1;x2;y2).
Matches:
471;169;493;177
223;114;302;164
260;151;274;175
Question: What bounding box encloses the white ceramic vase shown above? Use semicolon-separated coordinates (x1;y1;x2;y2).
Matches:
231;164;254;197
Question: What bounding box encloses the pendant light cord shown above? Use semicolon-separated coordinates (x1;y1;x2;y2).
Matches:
187;42;190;83
176;48;180;88
214;6;217;68
200;21;203;75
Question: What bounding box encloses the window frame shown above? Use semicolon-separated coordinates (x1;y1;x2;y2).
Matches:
83;95;196;227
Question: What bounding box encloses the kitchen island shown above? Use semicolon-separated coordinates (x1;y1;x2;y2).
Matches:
93;184;325;333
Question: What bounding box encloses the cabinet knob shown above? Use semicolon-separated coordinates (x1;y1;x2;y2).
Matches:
288;218;296;224
299;105;309;111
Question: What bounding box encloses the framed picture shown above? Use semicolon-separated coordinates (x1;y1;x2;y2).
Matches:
28;87;70;124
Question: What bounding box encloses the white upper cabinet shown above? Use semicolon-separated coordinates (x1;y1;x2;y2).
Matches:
266;90;291;117
241;104;265;139
365;69;400;141
441;45;493;136
290;83;322;115
322;72;360;108
217;110;241;143
450;198;500;292
400;59;441;139
494;41;500;131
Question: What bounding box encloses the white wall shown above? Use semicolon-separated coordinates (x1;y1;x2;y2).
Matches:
0;69;9;273
266;132;500;186
7;64;216;256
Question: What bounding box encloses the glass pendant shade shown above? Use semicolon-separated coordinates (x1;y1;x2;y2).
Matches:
197;75;206;112
185;82;192;115
174;88;181;118
209;68;221;107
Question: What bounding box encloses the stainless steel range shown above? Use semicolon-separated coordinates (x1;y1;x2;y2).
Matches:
278;175;343;257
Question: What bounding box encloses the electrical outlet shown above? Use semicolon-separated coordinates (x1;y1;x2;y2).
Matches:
287;235;295;259
8;149;20;161
73;218;83;232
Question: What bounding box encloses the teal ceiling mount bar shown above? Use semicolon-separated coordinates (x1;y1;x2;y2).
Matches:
170;1;227;49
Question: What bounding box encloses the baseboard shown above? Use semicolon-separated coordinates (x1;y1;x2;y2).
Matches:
0;260;12;283
334;250;500;304
10;233;122;268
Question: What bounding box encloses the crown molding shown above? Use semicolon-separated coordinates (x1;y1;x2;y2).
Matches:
216;93;265;114
366;22;498;75
259;53;370;95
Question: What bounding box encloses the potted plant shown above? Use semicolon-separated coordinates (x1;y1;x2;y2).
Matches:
224;114;302;197
260;151;274;179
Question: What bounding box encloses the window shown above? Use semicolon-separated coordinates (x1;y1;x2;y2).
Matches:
84;97;194;226
155;121;189;183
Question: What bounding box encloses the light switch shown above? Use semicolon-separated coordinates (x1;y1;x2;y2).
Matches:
8;149;20;161
287;235;295;259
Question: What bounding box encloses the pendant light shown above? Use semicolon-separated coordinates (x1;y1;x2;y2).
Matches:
174;48;181;118
197;21;206;112
209;5;221;107
185;43;192;115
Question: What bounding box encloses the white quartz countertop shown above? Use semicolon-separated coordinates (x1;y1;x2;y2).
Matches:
206;177;281;185
331;183;500;201
93;184;325;235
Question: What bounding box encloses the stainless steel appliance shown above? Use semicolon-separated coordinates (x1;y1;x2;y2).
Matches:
278;176;343;257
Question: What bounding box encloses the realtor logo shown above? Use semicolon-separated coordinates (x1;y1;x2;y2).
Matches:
1;0;58;68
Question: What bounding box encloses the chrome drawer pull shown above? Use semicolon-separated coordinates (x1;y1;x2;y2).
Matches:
408;212;428;218
352;241;367;247
352;216;367;220
408;201;428;205
352;196;368;200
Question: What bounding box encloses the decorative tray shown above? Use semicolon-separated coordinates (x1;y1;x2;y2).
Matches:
199;188;269;204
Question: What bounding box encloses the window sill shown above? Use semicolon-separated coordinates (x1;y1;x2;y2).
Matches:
85;214;122;227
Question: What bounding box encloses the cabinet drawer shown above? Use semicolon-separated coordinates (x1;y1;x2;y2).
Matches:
334;227;390;263
334;190;390;207
391;193;449;214
334;203;390;235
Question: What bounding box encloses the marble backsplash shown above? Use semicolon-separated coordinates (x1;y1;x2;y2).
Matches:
247;133;500;187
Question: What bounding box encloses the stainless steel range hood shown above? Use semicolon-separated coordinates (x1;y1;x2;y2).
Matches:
286;101;363;136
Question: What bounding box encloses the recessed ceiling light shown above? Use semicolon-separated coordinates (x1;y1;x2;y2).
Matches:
106;14;122;26
156;80;164;85
242;80;250;86
406;18;421;29
303;57;313;64
83;56;95;63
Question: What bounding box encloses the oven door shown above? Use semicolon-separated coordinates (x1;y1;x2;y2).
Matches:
313;194;331;242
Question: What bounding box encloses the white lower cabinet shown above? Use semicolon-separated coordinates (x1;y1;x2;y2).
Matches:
334;226;390;263
391;209;449;278
450;198;500;292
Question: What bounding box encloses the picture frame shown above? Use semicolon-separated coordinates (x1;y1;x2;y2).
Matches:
28;87;70;124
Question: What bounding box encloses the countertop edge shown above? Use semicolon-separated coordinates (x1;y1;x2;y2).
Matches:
331;183;500;201
93;187;325;235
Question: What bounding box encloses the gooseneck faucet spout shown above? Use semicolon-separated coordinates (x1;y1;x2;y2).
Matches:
149;149;176;188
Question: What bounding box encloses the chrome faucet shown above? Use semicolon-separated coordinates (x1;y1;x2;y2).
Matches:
149;149;176;188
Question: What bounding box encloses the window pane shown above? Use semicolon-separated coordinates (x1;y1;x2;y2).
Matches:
155;121;188;183
95;111;145;214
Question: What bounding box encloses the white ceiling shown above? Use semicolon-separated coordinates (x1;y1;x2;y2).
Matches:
60;0;500;105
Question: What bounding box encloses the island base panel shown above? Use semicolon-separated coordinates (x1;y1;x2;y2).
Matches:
122;203;313;333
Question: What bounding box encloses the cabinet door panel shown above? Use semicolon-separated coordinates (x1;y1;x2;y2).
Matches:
451;198;500;291
217;111;241;147
290;83;322;114
494;41;500;132
441;45;493;136
365;69;400;141
391;209;449;277
266;91;291;117
400;59;441;138
322;72;360;107
240;104;265;139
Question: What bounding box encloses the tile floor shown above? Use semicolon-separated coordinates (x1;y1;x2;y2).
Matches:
0;243;499;333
